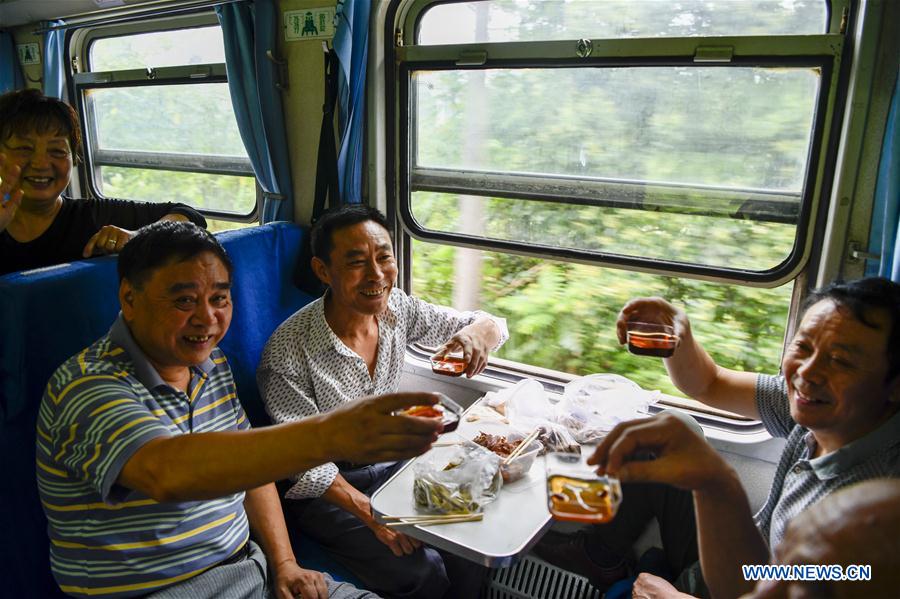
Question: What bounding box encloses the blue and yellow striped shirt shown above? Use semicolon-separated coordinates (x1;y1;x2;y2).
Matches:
36;315;251;597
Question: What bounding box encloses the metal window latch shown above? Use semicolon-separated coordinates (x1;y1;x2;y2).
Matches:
847;241;880;263
189;66;212;79
694;46;733;63
456;51;487;66
576;39;593;58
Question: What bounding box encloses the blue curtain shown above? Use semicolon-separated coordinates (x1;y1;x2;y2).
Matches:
42;21;66;99
333;0;371;204
216;0;294;223
866;74;900;281
0;31;25;94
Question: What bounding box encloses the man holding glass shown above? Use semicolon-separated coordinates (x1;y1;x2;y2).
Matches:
539;277;900;599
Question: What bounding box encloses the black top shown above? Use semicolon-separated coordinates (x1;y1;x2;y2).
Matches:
0;197;206;276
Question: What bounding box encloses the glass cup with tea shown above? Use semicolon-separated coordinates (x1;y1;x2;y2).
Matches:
395;393;462;432
625;321;679;358
545;450;622;524
430;350;467;376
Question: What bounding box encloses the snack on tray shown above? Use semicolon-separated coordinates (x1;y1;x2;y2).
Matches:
413;443;502;513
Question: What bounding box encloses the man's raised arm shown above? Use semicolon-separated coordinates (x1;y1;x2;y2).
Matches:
118;392;442;503
617;297;760;419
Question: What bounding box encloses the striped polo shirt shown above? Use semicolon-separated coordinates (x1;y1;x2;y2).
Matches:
36;315;251;598
753;374;900;549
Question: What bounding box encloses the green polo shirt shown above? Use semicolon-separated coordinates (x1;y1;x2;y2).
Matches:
36;315;251;598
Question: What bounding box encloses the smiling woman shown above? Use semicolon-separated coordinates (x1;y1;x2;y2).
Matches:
0;88;207;276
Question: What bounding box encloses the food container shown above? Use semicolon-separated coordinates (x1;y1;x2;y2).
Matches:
471;427;542;483
397;393;463;432
498;435;542;483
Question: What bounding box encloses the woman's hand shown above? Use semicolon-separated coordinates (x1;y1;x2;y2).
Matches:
0;153;24;233
83;225;137;257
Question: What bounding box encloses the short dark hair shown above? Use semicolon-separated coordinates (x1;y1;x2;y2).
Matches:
0;88;82;163
310;204;391;263
804;277;900;381
118;221;233;288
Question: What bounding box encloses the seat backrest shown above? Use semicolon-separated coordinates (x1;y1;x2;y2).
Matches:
215;223;316;425
0;222;315;596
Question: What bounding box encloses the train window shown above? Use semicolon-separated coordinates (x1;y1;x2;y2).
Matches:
417;0;828;44
74;22;256;228
411;65;817;272
393;0;847;407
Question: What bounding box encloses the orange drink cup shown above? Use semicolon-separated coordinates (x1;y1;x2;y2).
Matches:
431;352;467;376
545;451;622;523
626;321;679;358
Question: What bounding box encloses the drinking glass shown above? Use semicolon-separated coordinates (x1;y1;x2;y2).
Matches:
545;450;622;523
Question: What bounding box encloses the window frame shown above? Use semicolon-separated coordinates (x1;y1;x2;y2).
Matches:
390;0;851;286
71;14;259;222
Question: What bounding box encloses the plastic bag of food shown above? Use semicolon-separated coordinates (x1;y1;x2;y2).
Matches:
483;379;581;454
557;374;660;443
489;378;559;424
533;422;581;455
412;443;502;514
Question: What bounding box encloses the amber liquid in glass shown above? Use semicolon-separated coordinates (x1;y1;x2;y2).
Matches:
431;355;467;376
547;475;619;523
627;332;677;358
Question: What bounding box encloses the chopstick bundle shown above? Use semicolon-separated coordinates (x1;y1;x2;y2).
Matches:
383;513;483;527
501;428;541;465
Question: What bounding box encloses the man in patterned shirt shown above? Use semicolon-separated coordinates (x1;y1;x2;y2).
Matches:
538;277;900;599
37;221;444;599
257;204;508;598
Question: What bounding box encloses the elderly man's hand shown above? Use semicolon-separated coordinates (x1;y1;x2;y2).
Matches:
320;392;442;464
272;559;329;599
370;521;422;556
616;297;690;349
83;224;137;257
434;317;501;378
588;412;731;492
0;153;24;232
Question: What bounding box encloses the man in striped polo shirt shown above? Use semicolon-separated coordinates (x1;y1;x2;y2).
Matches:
36;221;443;599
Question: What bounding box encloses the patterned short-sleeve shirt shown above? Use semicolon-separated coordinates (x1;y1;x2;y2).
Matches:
752;373;900;549
36;315;251;598
257;287;508;499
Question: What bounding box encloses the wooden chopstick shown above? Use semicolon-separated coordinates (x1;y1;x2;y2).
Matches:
380;513;478;521
431;439;463;447
502;428;541;465
384;514;483;527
